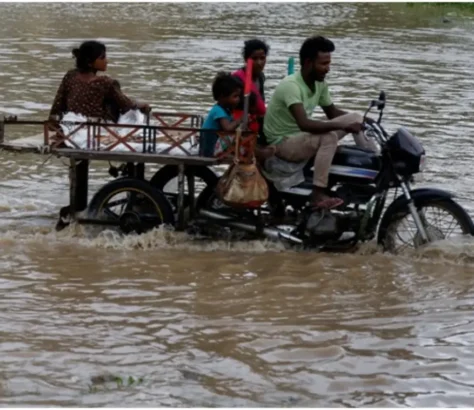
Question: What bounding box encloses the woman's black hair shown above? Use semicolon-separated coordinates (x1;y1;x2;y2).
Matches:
299;36;335;66
212;72;242;101
242;39;270;60
72;40;106;72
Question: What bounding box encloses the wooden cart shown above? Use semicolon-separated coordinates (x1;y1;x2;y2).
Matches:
0;112;258;233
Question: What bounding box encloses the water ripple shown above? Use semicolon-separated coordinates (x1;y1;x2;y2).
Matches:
2;2;474;406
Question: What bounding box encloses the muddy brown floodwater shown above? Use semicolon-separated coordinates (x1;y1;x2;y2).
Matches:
2;2;474;406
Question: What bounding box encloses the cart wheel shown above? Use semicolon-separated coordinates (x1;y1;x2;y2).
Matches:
87;177;174;235
150;165;218;214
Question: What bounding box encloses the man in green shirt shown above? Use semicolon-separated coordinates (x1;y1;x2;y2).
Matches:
263;36;376;209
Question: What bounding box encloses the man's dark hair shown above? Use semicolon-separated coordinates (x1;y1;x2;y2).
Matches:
242;39;270;60
212;72;242;101
299;36;335;66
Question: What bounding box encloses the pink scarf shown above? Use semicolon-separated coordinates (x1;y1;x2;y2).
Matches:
232;68;266;117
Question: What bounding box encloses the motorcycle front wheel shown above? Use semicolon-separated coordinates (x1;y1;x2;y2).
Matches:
378;198;473;254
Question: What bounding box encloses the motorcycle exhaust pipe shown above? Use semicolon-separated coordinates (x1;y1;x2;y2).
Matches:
198;209;303;245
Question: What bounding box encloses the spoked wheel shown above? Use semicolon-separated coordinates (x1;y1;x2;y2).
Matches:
87;178;174;235
194;182;292;242
194;184;261;241
195;183;224;211
150;165;219;219
379;199;474;254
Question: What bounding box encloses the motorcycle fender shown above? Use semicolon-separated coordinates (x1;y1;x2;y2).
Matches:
389;188;455;212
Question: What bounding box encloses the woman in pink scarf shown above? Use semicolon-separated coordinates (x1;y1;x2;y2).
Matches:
232;39;270;144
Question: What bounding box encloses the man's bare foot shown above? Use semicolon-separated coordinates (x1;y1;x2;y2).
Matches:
311;188;344;210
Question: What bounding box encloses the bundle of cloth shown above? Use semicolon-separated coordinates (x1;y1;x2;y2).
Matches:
59;110;199;155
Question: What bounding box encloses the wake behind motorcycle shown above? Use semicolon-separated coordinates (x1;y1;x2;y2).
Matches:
187;91;474;253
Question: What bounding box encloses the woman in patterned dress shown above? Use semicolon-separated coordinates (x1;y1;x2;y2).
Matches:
50;41;151;231
49;40;149;124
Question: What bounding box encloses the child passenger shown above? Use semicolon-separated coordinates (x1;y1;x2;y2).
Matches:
199;72;242;157
214;91;259;157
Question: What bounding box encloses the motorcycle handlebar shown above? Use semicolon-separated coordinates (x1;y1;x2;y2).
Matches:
362;91;387;143
371;99;385;110
363;120;388;145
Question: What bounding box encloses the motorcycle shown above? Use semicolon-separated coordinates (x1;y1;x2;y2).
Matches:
190;91;474;253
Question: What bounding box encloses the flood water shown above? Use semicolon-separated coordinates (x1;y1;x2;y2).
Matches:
2;2;474;406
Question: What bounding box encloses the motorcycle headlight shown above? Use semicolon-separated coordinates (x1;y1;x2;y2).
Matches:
419;155;426;172
412;155;426;183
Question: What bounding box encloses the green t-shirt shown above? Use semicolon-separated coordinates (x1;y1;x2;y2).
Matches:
263;72;332;145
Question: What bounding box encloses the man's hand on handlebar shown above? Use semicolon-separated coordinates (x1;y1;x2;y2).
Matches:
344;122;365;134
364;116;377;126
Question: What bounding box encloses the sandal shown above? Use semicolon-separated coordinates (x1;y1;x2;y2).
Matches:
310;197;344;210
